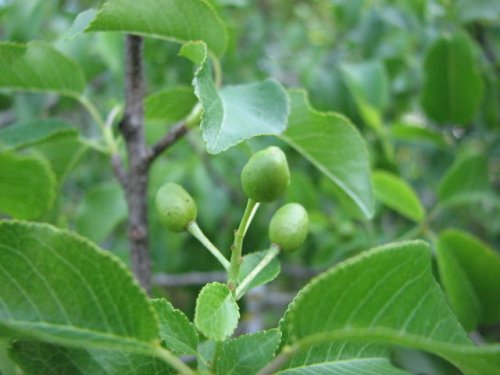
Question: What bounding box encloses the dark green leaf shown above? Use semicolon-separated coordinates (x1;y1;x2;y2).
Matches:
281;89;373;219
0;152;56;219
87;0;228;57
145;86;197;123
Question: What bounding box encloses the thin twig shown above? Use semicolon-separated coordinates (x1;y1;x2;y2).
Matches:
144;121;189;166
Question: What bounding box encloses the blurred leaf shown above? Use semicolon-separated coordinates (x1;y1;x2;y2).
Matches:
194;282;239;341
152;299;198;356
436;229;500;331
0;221;159;352
372;170;425;222
87;0;228;57
455;0;500;23
0;119;76;151
145;86;197;123
65;9;98;39
281;89;374;219
438;153;491;205
281;240;500;374
421;33;483;126
237;250;280;296
181;41;289;154
0;152;56;220
215;329;281;375
0;41;86;96
76;182;127;243
389;123;447;149
279;358;410;375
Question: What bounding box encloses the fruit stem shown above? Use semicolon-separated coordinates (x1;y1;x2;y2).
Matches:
187;222;230;269
235;244;280;300
227;199;259;291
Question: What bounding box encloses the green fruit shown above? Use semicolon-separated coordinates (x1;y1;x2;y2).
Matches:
269;203;309;252
241;146;290;202
155;183;197;232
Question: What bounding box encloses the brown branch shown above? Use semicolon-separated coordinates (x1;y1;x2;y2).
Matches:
119;35;151;293
144;121;189;166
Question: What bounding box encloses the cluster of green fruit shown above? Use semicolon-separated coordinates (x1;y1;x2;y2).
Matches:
155;146;308;291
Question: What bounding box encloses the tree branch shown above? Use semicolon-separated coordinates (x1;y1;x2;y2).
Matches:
144;121;189;166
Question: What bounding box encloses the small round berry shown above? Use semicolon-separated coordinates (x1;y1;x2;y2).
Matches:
241;146;290;202
155;183;197;232
269;203;309;252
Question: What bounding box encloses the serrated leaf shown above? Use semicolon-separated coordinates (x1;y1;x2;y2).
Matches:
280;240;500;374
145;86;197;123
0;221;158;353
436;229;500;331
421;33;483;126
0;152;56;219
278;358;410;375
87;0;228;57
0;41;86;96
152;299;198;356
181;41;289;154
194;282;239;341
215;329;281;375
76;182;127;243
281;89;373;219
372;170;425;222
10;341;173;375
438;153;492;205
0;119;76;151
236;250;280;296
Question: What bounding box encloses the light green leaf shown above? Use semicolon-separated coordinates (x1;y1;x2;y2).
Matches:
437;229;500;331
0;119;76;151
281;89;373;219
455;0;500;23
76;182;127;243
279;358;410;375
421;33;483;126
280;240;500;375
389;123;447;149
145;86;197;123
215;329;281;375
194;282;239;341
181;41;289;154
10;341;172;375
372;170;425;222
152;299;198;356
0;41;86;96
87;0;228;57
236;250;281;296
438;153;492;205
0;152;56;220
0;221;158;353
340;60;389;131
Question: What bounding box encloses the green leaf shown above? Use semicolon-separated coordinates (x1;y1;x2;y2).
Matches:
194;282;239;341
438;153;492;205
455;0;500;23
87;0;228;57
236;250;281;296
281;89;373;219
152;299;198;356
0;119;76;151
340;60;389;131
10;341;173;375
0;41;86;96
0;152;56;220
0;221;158;353
180;41;289;154
278;358;411;375
421;33;483;126
436;229;500;331
389;123;447;149
280;240;500;374
145;86;197;123
215;329;281;375
76;182;127;243
372;170;425;222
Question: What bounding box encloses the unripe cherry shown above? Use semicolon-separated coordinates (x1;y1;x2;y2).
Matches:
155;183;197;232
240;146;290;202
269;203;309;252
